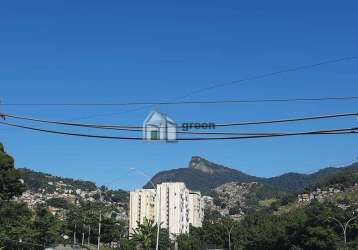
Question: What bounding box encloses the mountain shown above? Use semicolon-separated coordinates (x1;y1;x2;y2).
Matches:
145;156;260;191
146;156;358;194
263;166;355;193
305;165;358;192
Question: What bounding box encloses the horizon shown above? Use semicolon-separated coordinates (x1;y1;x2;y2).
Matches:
15;154;358;192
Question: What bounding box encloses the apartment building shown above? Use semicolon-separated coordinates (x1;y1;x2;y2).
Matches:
156;182;190;235
129;182;203;237
129;188;156;235
188;191;204;228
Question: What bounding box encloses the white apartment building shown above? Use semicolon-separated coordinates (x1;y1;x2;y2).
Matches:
156;182;190;236
188;191;204;228
129;182;204;237
129;188;156;235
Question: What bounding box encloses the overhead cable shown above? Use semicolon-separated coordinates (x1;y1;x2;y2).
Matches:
3;96;358;107
2;111;358;130
0;120;357;141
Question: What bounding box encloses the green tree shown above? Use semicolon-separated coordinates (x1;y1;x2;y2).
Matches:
131;218;156;249
0;201;34;250
32;205;62;247
120;238;137;250
177;233;202;250
46;197;71;209
130;218;172;250
100;217;123;244
0;143;25;200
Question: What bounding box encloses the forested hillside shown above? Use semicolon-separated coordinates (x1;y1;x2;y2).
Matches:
148;156;358;195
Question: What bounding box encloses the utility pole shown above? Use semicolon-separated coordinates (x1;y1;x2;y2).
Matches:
82;227;85;246
88;224;91;245
97;190;102;250
88;207;92;246
98;211;102;250
73;223;77;245
327;215;358;249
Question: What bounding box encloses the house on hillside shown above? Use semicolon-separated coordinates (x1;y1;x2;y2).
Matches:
143;111;176;141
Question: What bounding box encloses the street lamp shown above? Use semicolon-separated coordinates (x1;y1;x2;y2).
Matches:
327;215;358;249
227;225;234;250
129;168;160;250
220;217;235;250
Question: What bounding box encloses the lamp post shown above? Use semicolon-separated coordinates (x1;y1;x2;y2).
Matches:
327;215;358;249
129;168;160;250
228;225;234;250
221;217;235;250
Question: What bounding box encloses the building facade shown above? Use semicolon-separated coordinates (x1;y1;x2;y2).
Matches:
188;191;204;228
129;182;204;237
129;188;156;235
156;182;190;236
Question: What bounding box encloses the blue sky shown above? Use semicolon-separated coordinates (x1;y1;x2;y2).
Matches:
1;1;358;190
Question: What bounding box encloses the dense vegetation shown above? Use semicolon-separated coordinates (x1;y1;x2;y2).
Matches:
177;201;358;250
307;167;358;192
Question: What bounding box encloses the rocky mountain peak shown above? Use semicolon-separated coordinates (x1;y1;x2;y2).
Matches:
189;156;217;174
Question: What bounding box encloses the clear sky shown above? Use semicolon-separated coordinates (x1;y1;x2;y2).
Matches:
1;1;358;191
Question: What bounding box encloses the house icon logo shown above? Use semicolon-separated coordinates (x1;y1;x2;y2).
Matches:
143;111;177;142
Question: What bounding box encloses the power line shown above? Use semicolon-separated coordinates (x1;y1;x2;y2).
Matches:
2;113;141;129
213;112;358;128
3;96;358;107
0;121;143;140
2;111;358;130
8;56;354;122
177;128;358;141
0;120;274;138
0;117;297;136
175;56;358;100
0;120;357;141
